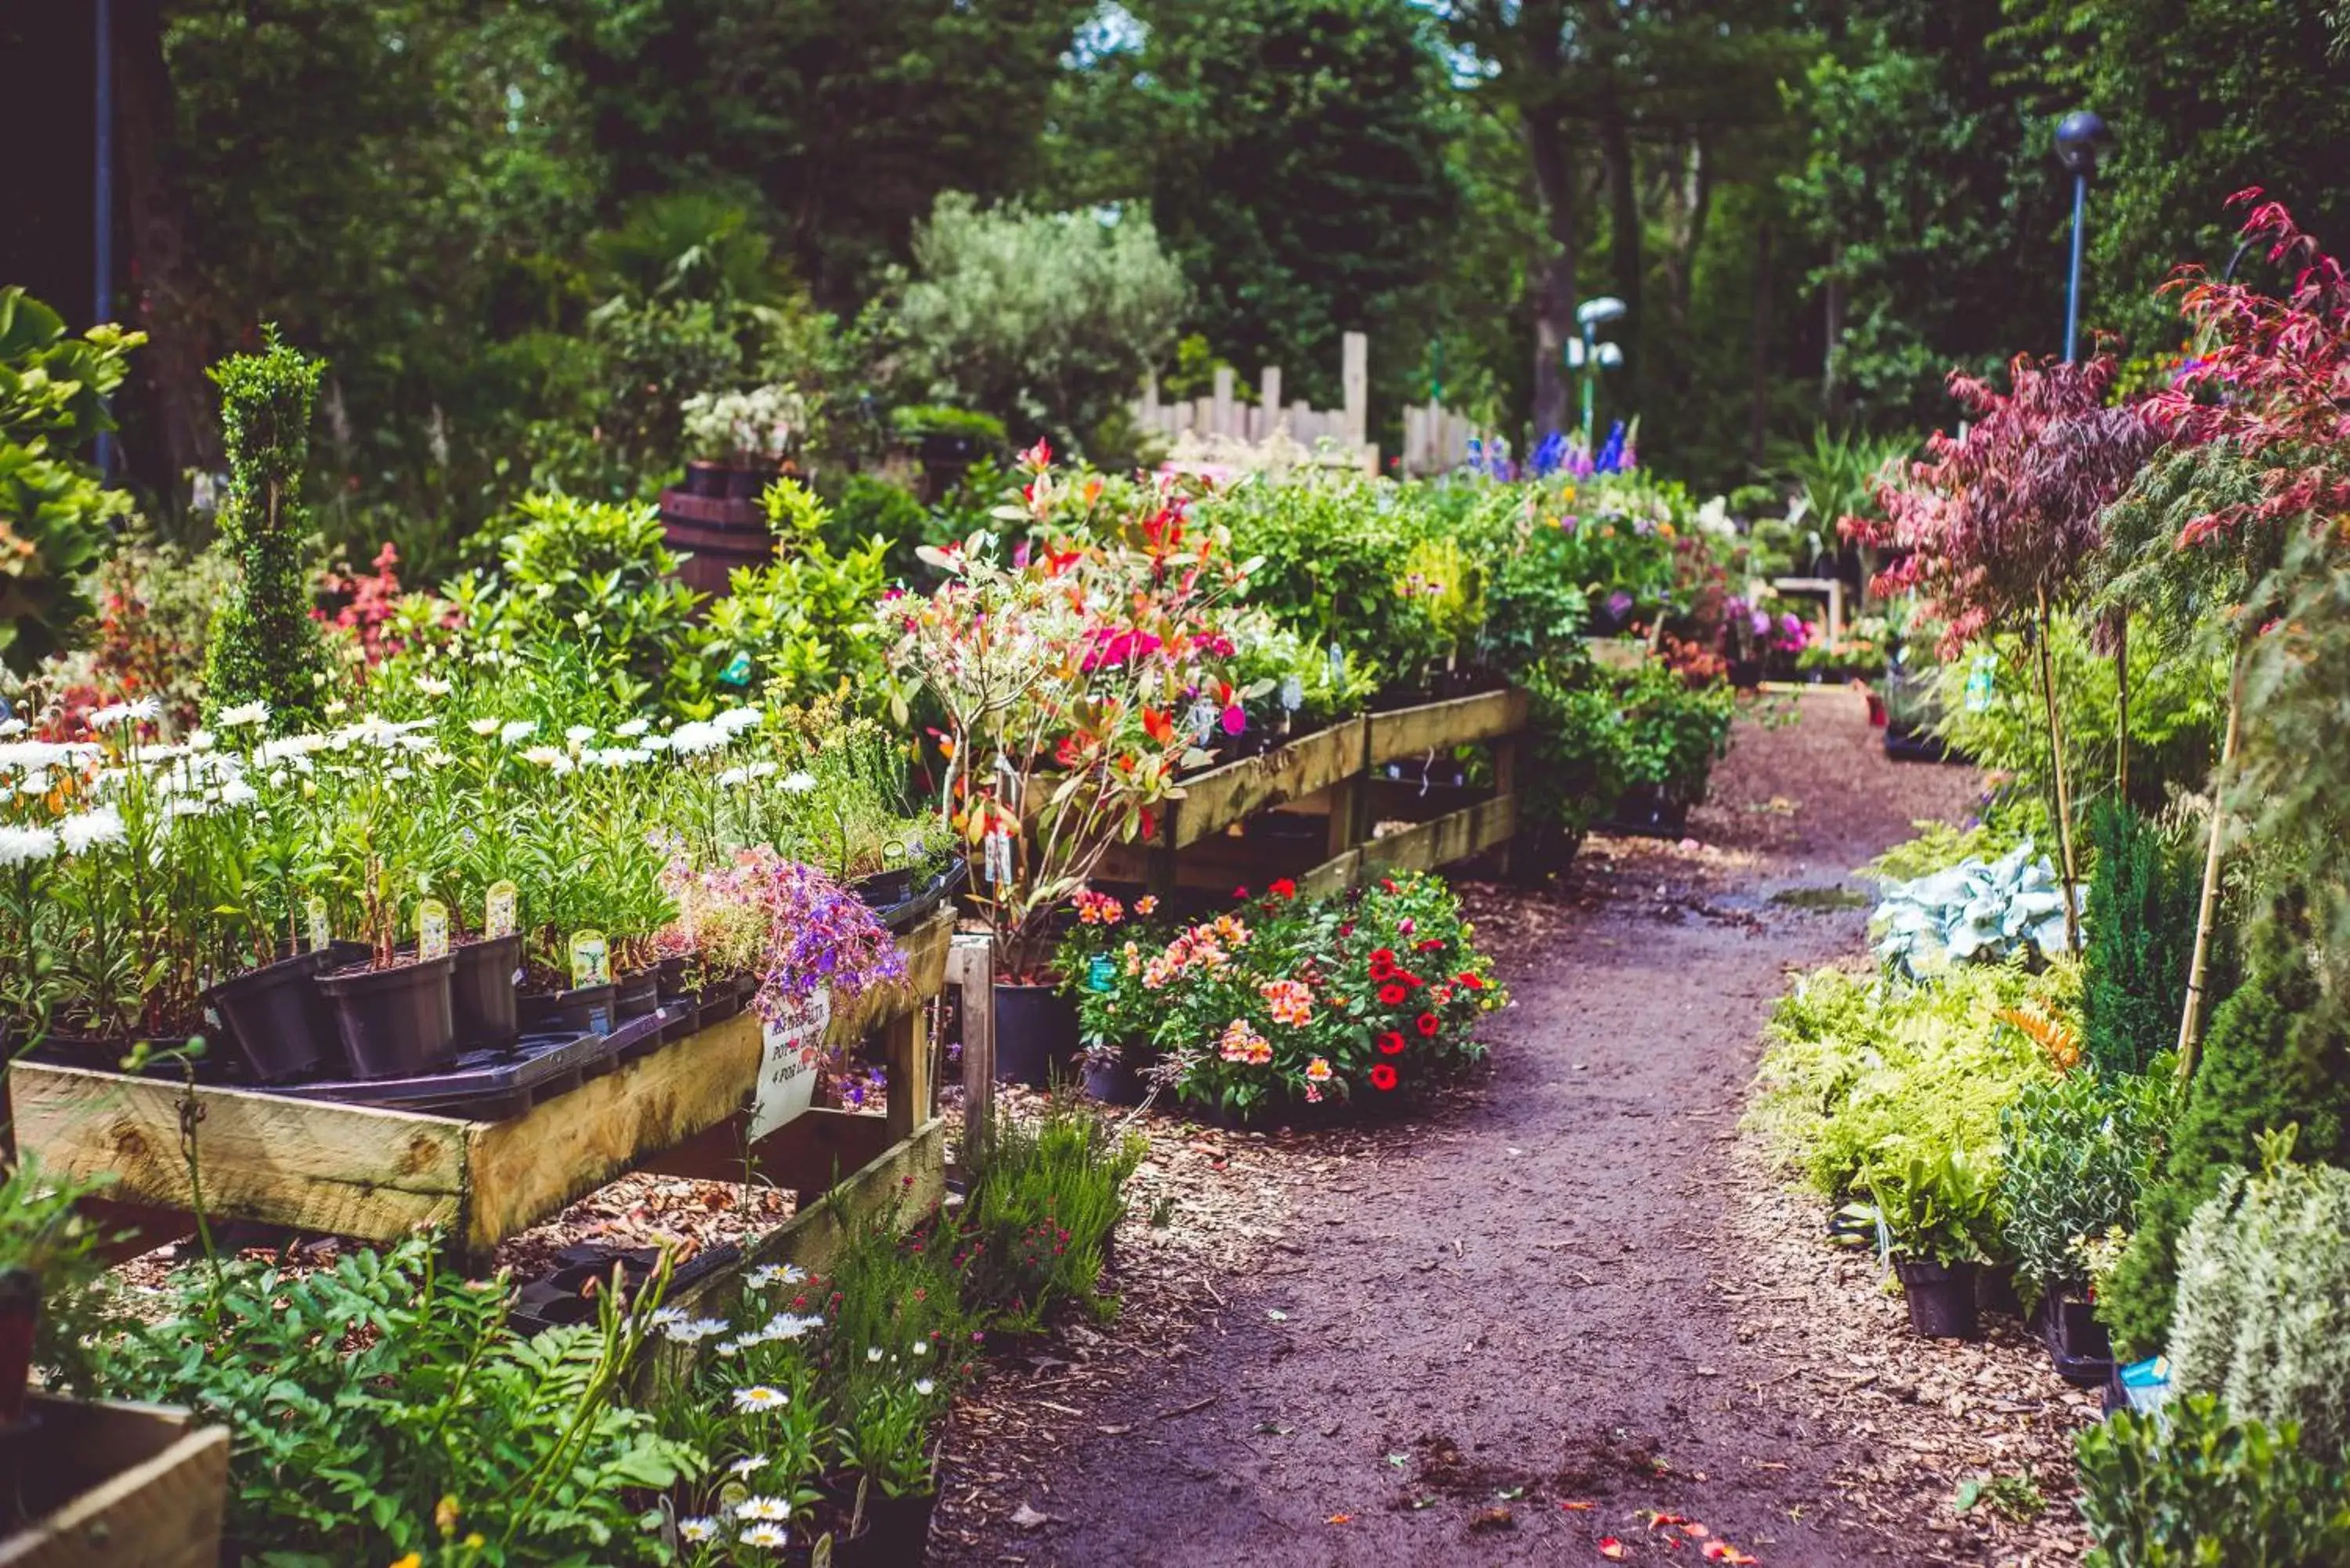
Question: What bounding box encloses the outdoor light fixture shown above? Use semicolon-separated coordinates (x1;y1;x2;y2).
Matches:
2055;110;2108;360
1596;343;1624;370
1569;297;1629;446
1576;296;1628;328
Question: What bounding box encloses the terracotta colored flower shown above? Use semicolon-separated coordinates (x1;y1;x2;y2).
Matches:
1377;1031;1406;1055
1415;1011;1440;1037
1304;1056;1332;1082
1368;1064;1399;1091
1378;982;1409;1006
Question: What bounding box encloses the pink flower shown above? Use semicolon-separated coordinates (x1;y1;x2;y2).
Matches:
1220;704;1247;736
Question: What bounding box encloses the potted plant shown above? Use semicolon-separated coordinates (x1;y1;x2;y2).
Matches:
1868;1147;2000;1339
681;383;807;497
882;450;1253;1086
889;404;1006;500
833;1375;947;1563
315;854;457;1078
0;1158;115;1433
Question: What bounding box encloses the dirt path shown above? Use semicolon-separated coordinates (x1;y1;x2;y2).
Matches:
938;690;2041;1567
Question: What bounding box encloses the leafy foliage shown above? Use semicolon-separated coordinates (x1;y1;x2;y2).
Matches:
955;1093;1145;1333
2075;1396;2350;1568
1998;1066;2171;1294
2082;801;2198;1077
0;290;141;674
201;331;334;732
1869;840;2072;980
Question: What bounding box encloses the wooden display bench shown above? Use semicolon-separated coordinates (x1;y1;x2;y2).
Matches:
9;910;956;1275
1100;687;1528;898
0;1396;227;1568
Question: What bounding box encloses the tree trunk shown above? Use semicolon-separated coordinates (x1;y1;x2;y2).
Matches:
2113;617;2130;802
1598;106;1640;409
1522;94;1580;441
2175;653;2245;1082
1823;250;1848;424
113;0;218;493
2036;589;2081;952
1749;219;1773;471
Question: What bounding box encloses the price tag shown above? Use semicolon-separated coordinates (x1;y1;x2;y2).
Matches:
484;880;519;939
417;898;450;961
1278;674;1304;712
719;650;754;687
750;988;831;1140
569;930;610;988
305;894;331;952
1086;952;1116;992
1964;654;1998;714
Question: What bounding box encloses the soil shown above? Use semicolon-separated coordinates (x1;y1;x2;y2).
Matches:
935;688;2095;1566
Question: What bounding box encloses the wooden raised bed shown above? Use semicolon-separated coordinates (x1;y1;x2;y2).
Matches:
1106;688;1528;897
10;910;956;1272
0;1396;227;1568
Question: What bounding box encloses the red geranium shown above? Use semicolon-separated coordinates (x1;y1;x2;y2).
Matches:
1368;1064;1399;1091
1416;938;1444;952
1455;972;1484;991
1377;1031;1406;1055
1269;878;1296;900
1396;971;1422;988
1378;982;1409;1006
1232;885;1249;900
1415;1012;1440;1036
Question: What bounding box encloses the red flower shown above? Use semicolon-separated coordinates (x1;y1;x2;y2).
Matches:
1368;1064;1399;1091
1378;982;1409;1006
1269;878;1296;900
1455;972;1485;991
1416;938;1444;952
1396;971;1423;988
1233;885;1249;900
1415;1011;1440;1036
1377;1031;1406;1055
1369;947;1397;968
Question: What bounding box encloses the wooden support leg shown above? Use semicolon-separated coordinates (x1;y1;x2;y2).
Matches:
880;1006;928;1148
947;934;995;1169
1490;732;1523;881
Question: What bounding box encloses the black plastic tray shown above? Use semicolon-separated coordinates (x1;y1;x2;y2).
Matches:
510;1238;744;1334
277;1008;674;1120
874;858;967;931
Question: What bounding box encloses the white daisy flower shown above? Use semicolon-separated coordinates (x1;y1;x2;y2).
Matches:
565;724;595;745
732;1385;788;1412
712;706;765;735
520;746;576;775
746;1263;807;1290
0;824;60;866
218;779;259;808
468;717;501;736
760;1312;826;1340
728;1454;770;1479
499;719;537;745
664;721;727;756
779;771;817;794
649;1306;689;1328
414;676;453;697
186;728;217;752
217;700;271;728
678;1517;720;1544
256;733;329;764
866;1346;884;1364
736;1522;790;1549
0;718;24;738
716;766;750;788
734;1495;791;1522
323;699;349;717
909;1339;930;1357
87;697;161;730
659;1316;730;1344
614;717;651;738
747;761;779;779
57;805;127;854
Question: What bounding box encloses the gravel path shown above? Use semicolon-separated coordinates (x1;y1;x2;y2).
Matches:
936;688;2063;1567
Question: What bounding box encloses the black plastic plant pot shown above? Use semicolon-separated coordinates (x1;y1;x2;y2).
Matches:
993;981;1081;1087
0;1266;35;1427
614;968;661;1022
317;953;457;1079
853;867;916;910
1975;1264;2024;1318
205;948;332;1083
1894;1258;1982;1340
656;954;690;1002
848;1490;938;1566
1082;1050;1149;1106
2043;1292;2117;1386
449;933;522;1050
519;981;616;1037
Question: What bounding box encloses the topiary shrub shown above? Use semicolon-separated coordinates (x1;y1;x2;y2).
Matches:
2167;1151;2350;1454
2098;914;2350;1358
2082;800;2198;1076
201;329;333;732
2075;1394;2350;1567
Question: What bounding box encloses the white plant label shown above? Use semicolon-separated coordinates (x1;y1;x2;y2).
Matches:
750;987;831;1140
305;894;331;952
484;880;519;939
417;898;450;961
569;930;610;988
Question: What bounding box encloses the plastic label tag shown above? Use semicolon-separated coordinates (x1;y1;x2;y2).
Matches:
1086;952;1116;992
1964;654;1998;714
485;880;519;939
569;930;610;988
305;894;331;952
719;650;754;687
417;898;450;961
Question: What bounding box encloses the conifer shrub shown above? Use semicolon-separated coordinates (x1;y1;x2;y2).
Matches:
2099;914;2350;1357
201;330;332;731
2082;800;2197;1077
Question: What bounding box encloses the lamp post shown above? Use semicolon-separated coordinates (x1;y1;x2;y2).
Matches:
1572;295;1627;447
94;0;115;478
2055;110;2106;363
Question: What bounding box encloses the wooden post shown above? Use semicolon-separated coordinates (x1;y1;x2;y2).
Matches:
1341;331;1368;447
1491;730;1522;880
1260;366;1282;429
946;934;994;1163
1211;366;1235;439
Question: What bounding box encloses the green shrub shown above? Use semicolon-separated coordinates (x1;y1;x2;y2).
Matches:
1998;1066;2171;1295
956;1094;1144;1332
1749;960;2068;1202
2168;1153;2350;1454
2100;916;2350;1357
201;330;334;732
1867;1146;2002;1265
90;1237;692;1563
696;479;891;712
1520;657;1736;833
2075;1396;2350;1568
0;289;141;674
2083;800;2198;1077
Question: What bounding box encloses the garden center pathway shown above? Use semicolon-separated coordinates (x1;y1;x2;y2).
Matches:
939;691;2008;1566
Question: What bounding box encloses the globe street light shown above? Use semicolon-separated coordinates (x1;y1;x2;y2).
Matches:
2055;111;2107;362
1573;296;1628;447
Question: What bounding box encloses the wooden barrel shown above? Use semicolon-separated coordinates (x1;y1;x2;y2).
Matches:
659;489;776;598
